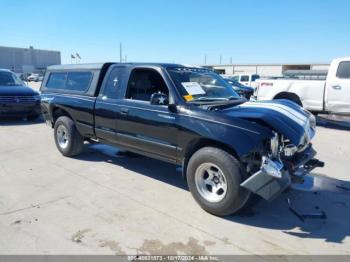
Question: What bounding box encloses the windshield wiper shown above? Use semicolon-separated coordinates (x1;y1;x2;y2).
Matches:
190;96;240;102
188;97;233;103
206;98;247;110
195;97;229;101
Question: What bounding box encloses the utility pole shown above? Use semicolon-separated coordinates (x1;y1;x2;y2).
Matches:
204;54;207;65
230;57;233;64
219;55;222;65
125;55;127;62
119;43;123;62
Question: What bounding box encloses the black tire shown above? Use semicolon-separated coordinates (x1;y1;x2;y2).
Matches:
275;94;302;106
54;116;84;157
186;147;250;216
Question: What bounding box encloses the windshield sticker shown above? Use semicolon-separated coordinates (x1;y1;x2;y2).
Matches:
181;82;206;95
183;94;194;101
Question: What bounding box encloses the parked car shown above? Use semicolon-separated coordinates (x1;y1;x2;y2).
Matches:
254;57;350;115
40;63;323;216
0;69;41;119
232;74;260;88
15;73;26;82
223;77;254;99
27;73;43;82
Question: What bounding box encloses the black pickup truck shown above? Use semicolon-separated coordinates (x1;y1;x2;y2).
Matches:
40;63;324;216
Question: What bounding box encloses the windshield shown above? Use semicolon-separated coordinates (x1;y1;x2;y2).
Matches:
0;71;24;86
167;67;239;102
224;78;245;87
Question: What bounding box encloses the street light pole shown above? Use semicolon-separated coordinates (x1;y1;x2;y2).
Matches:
120;43;123;62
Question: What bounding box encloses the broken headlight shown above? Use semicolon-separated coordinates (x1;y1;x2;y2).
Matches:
309;114;316;130
270;133;279;158
261;156;283;178
284;144;298;157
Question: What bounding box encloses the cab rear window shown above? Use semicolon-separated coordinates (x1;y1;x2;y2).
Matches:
46;72;93;91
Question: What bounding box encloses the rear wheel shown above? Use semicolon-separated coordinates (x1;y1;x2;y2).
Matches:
54;116;84;157
186;147;250;216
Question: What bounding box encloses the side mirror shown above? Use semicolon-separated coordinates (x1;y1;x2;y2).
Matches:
150;92;169;105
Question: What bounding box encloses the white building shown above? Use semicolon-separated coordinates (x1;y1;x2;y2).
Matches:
203;62;330;77
0;45;61;73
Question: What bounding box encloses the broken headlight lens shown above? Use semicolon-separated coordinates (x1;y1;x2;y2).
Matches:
309;114;316;130
284;144;298;157
261;156;283;178
270;133;279;158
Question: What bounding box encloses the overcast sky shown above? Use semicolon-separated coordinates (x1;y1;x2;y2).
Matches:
1;0;349;64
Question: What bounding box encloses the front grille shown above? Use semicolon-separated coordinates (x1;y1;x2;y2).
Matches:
0;96;36;104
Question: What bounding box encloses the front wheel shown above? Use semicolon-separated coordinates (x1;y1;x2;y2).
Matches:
186;147;250;216
54;116;84;157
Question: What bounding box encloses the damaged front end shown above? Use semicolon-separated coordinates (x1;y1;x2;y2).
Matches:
240;128;324;201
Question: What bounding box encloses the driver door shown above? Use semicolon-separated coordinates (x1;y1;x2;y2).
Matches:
115;67;179;163
326;61;350;114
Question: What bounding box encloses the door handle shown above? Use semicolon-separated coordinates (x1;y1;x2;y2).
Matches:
332;85;342;90
120;108;129;115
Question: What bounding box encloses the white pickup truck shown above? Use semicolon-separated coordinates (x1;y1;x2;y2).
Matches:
232;74;260;88
254;57;350;115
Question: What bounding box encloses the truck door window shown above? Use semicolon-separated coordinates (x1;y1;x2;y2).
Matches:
240;75;249;82
126;69;169;102
102;67;125;99
336;62;350;79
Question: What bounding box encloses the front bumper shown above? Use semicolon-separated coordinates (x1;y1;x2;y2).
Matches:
240;146;324;201
0;102;41;117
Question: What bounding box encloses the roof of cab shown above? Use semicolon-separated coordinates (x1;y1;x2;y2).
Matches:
46;62;198;71
47;63;113;71
0;68;12;72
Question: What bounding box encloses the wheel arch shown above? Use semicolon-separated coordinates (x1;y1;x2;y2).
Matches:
181;138;239;180
51;106;74;127
273;92;303;106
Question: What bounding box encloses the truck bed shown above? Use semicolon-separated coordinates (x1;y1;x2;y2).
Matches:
256;78;326;112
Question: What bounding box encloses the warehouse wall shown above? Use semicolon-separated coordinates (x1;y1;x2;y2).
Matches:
0;46;61;73
211;66;234;75
233;65;257;75
311;64;330;70
208;63;329;77
256;65;282;77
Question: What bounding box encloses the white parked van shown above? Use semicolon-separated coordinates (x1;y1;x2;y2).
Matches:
254;57;350;115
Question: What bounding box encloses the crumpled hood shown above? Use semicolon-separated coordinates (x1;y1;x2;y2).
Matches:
223;99;314;146
0;85;38;96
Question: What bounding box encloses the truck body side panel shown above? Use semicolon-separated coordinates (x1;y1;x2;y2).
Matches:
41;93;96;138
256;79;325;112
